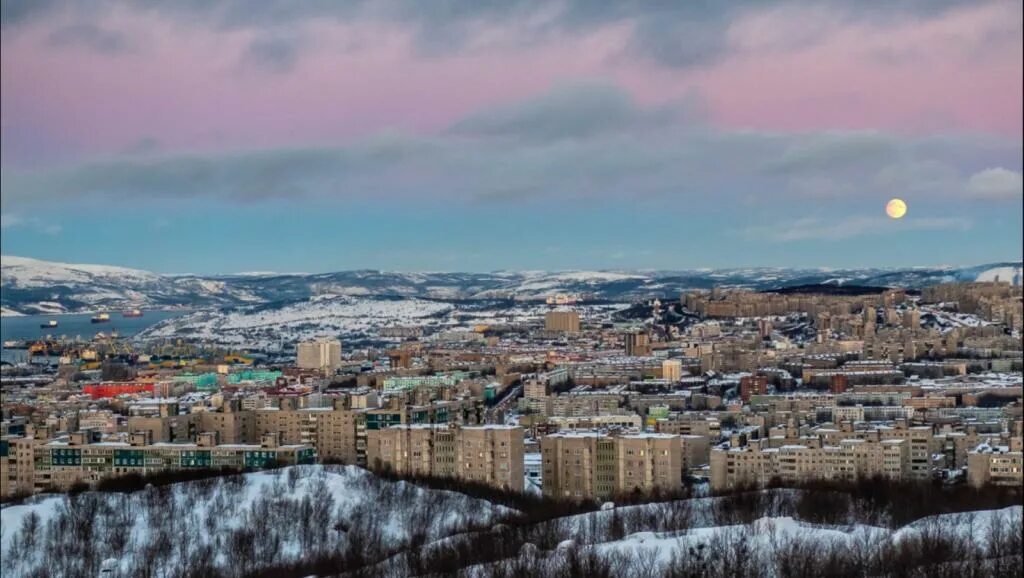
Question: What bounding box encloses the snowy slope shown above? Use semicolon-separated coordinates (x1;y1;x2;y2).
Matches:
137;295;457;345
451;505;1022;578
2;466;1019;578
1;465;515;578
135;294;623;346
3;255;1022;315
975;266;1022;285
0;255;162;288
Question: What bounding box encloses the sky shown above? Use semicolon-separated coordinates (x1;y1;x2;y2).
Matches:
1;0;1021;274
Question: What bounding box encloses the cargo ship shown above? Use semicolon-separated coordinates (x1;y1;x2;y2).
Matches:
91;313;111;324
40;319;59;329
122;308;144;318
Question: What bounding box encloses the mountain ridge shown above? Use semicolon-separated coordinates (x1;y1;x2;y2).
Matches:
2;255;1021;316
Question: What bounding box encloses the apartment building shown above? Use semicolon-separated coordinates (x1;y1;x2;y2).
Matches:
545;310;581;333
523;378;550;400
739;375;768;402
624;331;651;357
541;432;681;500
967;441;1023;488
654;413;721;439
710;436;909;492
661;359;683;382
296;338;342;371
527;393;625;418
366;424;524;491
77;410;119;434
544;414;644;432
812;422;935;481
127;396;482;468
127;403;356;464
831;405;916;423
680;434;711;472
2;434;47;497
5;430;314;495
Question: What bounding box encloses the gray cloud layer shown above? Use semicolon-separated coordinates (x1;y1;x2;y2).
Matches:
448;82;688;142
2;83;1020;211
1;0;998;68
46;22;129;53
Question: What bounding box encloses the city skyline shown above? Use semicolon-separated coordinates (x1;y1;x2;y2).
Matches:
2;1;1022;273
2;4;1022;576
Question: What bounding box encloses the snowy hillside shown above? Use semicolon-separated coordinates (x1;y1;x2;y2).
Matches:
2;255;1021;315
2;465;1020;578
136;295;624;346
0;255;162;288
455;507;1023;578
975;266;1022;285
0;255;263;314
137;295;457;345
0;465;514;578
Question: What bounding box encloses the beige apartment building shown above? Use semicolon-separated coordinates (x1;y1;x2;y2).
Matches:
540;432;681;500
661;359;683;381
680;434;711;472
816;423;935;481
710;437;909;492
544;394;623;417
296;338;342;371
127;400;365;465
654;413;721;439
545;310;581;333
967;441;1023;488
551;414;644;430
4;430;314;495
366;424;524;491
3;435;46;497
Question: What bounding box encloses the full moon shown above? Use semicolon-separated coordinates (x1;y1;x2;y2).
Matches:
886;198;907;219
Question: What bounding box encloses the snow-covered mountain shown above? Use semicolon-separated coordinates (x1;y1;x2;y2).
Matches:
2;255;1021;315
0;255;263;315
0;255;163;287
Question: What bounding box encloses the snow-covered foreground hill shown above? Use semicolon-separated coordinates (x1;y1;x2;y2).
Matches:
1;465;515;578
379;493;1023;577
4;466;1020;578
476;507;1022;578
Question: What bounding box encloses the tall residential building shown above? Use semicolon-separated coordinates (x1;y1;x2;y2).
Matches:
545;310;581;333
829;374;849;394
661;359;683;382
739;375;768;402
388;349;413;369
863;306;876;324
540;432;681;500
366;424;524;491
903;309;921;330
624;331;651;357
297;338;342;371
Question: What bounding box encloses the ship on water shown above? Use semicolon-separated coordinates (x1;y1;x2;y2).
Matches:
91;313;111;324
122;308;144;318
39;319;58;329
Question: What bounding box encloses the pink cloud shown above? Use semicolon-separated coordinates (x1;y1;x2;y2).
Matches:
1;2;1019;168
